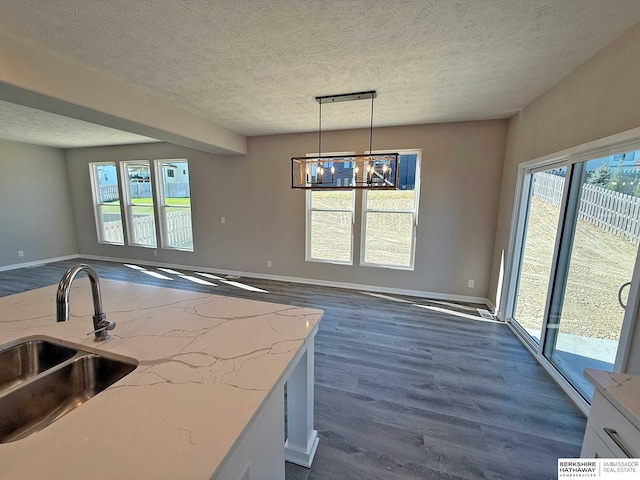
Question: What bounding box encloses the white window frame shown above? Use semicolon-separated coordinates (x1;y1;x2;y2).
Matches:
305;152;356;265
121;160;158;248
360;149;421;270
89;162;124;245
154;159;194;252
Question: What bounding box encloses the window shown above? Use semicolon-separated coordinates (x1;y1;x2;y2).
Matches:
361;152;420;269
307;190;355;264
156;160;193;251
90;162;124;244
306;152;355;264
122;161;157;247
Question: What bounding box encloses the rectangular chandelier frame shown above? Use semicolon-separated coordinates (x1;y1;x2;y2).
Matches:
291;153;399;190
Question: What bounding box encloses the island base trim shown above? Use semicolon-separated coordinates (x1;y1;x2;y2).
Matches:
284;430;319;468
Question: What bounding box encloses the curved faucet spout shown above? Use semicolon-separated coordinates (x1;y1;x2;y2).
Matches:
56;264;114;341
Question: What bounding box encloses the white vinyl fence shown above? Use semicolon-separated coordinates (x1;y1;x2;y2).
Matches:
102;209;193;248
100;182;190;202
533;172;640;244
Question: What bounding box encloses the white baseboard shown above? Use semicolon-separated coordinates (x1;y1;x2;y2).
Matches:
485;298;497;314
79;254;492;307
0;254;80;272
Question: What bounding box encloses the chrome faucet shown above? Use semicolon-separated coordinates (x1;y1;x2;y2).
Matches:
56;264;116;341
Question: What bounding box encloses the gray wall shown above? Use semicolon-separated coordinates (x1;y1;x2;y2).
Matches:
490;22;640;373
0;139;77;267
66;120;507;299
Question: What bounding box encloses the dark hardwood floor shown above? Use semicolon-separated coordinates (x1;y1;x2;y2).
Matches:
0;258;586;479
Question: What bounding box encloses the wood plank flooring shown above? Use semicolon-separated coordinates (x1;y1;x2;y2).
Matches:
0;259;586;479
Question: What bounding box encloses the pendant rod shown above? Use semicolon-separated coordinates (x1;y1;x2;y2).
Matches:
318;100;322;157
369;94;374;155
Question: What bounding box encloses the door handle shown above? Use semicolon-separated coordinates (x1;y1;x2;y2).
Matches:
618;282;631;309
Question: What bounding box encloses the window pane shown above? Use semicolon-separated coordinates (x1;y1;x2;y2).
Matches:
366;190;415;211
513;167;566;343
161;162;191;206
130;206;156;246
126;163;153;205
95;164;119;203
397;153;418;190
310;211;352;262
544;153;640;400
158;160;193;250
165;208;193;249
91;163;123;244
364;212;413;266
98;205;124;244
311;191;353;210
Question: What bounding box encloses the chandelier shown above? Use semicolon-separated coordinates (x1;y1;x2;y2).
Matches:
291;91;399;189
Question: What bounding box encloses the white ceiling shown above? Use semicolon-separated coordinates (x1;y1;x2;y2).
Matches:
0;100;158;148
0;1;640;138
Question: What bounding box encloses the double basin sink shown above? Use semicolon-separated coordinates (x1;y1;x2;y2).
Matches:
0;338;136;443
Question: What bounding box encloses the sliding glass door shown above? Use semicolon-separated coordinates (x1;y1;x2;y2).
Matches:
512;167;566;343
511;149;640;401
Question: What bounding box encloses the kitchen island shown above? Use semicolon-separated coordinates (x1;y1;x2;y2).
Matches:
0;278;322;479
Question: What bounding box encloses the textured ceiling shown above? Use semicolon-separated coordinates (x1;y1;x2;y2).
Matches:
0;100;158;148
1;1;640;137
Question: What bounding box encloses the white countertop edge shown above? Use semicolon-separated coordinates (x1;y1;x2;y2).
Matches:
584;368;640;431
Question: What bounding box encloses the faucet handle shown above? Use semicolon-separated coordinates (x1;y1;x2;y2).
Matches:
87;319;116;340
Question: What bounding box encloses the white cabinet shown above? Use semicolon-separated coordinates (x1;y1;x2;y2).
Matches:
581;426;617;458
581;389;640;459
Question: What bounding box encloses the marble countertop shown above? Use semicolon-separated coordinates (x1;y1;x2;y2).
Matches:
0;278;322;479
585;368;640;430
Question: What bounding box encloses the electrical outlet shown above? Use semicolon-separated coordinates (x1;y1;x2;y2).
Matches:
266;260;272;268
221;216;226;224
18;250;24;257
468;280;475;288
153;250;158;257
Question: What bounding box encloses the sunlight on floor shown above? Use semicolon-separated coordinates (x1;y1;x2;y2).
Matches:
158;268;182;275
124;264;146;270
194;272;224;280
119;263;270;292
179;275;217;286
221;280;268;293
141;270;172;280
413;304;502;324
359;292;414;303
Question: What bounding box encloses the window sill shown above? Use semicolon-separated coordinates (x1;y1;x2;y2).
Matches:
359;262;414;271
306;257;353;266
98;240;124;246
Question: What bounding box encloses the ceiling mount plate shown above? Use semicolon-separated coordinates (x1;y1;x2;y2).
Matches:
316;91;377;104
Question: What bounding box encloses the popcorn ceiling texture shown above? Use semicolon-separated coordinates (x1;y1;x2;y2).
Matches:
0;1;640;136
0;100;158;148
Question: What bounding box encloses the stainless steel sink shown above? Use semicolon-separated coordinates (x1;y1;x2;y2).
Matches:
0;340;136;443
0;340;77;391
